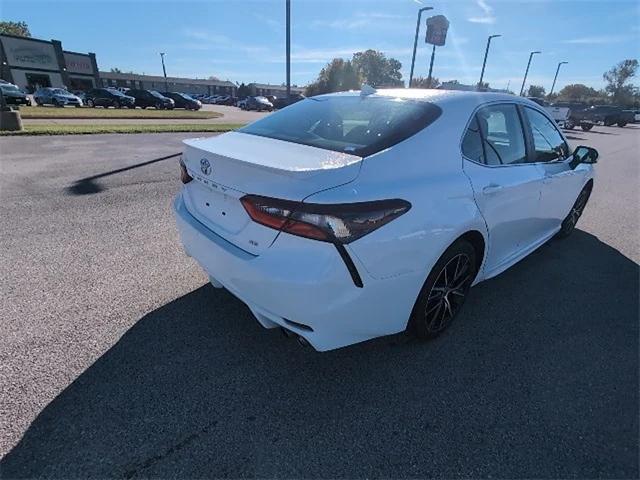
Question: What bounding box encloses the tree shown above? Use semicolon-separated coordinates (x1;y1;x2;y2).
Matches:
305;58;361;96
352;50;403;87
110;67;123;73
603;59;638;104
526;85;546;97
0;21;31;37
412;76;440;88
556;84;600;103
237;83;251;98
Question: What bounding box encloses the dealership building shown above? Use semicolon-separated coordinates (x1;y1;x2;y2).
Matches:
0;34;100;92
99;71;237;96
249;83;305;97
0;33;305;98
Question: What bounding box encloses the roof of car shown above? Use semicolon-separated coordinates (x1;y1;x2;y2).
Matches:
319;88;520;104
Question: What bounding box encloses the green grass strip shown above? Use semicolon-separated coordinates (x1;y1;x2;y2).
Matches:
0;123;243;136
18;105;221;120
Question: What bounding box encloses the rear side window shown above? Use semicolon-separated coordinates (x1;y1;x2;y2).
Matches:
524;107;569;162
239;96;442;157
461;116;485;164
476;104;527;166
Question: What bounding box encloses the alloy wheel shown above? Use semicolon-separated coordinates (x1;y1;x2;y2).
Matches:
423;253;473;334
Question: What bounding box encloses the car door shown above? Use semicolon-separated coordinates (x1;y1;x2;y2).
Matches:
97;90;109;107
462;103;546;273
522;106;588;235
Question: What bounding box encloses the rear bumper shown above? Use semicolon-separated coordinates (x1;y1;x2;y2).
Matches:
173;193;420;351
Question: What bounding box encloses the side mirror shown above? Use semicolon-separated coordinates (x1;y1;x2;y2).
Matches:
571;145;598;168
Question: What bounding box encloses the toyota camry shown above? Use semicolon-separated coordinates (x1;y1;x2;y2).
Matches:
174;88;598;351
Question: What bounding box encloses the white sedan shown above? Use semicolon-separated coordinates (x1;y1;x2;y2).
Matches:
174;88;598;351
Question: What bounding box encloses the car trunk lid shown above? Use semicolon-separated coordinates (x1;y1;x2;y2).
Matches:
181;132;362;255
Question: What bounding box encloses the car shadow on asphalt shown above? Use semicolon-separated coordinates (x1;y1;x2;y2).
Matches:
2;231;638;479
66;152;181;195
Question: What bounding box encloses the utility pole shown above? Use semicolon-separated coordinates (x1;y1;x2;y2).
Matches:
160;52;168;91
409;6;433;87
519;51;541;96
478;34;501;90
426;44;436;87
549;61;568;97
286;0;291;98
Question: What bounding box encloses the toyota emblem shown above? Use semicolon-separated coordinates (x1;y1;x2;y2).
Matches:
200;158;212;175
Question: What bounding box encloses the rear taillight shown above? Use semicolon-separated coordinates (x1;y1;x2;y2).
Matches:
179;157;193;184
240;195;411;244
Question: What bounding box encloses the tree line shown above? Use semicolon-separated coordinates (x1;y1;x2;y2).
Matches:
305;49;639;108
525;60;639;107
1;20;637;107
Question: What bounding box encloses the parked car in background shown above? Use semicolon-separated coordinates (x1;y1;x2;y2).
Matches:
623;109;640;123
236;97;248;109
214;95;236;106
33;87;83;107
585;105;633;127
161;92;202;110
0;83;31;106
85;88;136;108
552;102;594;131
527;97;571;126
272;93;305;109
201;95;220;104
72;90;87;102
212;95;233;105
244;96;273;111
127;89;174;109
174;90;598;351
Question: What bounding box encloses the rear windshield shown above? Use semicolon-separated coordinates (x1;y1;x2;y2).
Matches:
238;95;442;157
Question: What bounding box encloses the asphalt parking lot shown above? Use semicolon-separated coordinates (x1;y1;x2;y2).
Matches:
1;125;638;478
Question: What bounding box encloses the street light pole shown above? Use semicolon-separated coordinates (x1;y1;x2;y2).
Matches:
286;0;291;98
159;52;168;91
549;61;568;97
478;34;501;90
519;50;541;96
409;6;433;87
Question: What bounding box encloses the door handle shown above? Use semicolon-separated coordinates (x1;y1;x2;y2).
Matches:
482;184;503;194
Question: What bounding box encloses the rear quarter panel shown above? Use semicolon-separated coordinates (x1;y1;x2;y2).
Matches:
305;106;488;282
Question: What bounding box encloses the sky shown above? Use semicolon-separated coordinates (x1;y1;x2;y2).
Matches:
2;0;639;92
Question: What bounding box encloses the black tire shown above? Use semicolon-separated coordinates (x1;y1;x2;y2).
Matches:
156;102;163;110
618;121;627;127
556;184;592;239
604;117;615;126
113;100;121;109
409;239;478;339
86;99;95;108
564;120;575;130
581;123;593;131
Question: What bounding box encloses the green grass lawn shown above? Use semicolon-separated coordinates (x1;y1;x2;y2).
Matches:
18;105;221;120
0;123;243;136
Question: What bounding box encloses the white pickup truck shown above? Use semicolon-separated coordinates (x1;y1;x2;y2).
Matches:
527;97;571;125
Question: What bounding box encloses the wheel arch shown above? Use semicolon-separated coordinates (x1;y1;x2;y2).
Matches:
455;230;486;275
584;178;594;192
